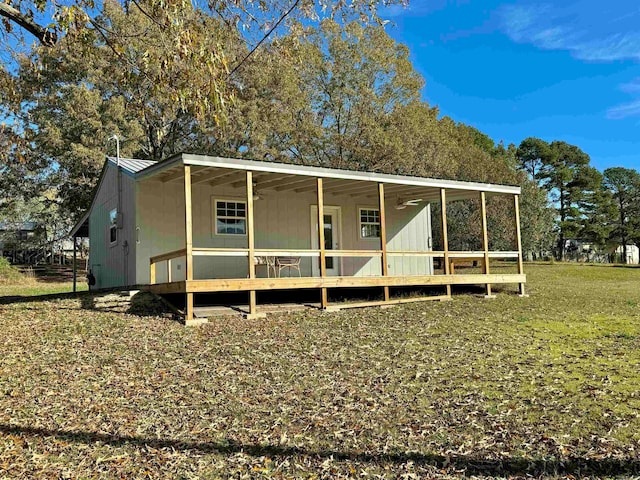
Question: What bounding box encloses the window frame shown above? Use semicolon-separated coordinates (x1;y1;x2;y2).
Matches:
109;208;118;245
213;198;248;236
358;207;381;240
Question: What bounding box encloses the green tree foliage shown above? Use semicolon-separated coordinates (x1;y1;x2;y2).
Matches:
518;176;555;259
4;1;251;220
1;0;408;127
579;176;616;253
602;167;640;262
516;136;550;184
537;141;600;260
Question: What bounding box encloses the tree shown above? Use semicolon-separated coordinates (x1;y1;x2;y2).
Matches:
602;167;640;263
580;178;616;259
1;0;408;127
538;141;599;260
261;19;425;171
5;1;255;219
516;137;550;185
518;176;555;259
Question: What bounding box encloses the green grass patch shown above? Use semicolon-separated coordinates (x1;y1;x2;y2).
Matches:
0;263;639;477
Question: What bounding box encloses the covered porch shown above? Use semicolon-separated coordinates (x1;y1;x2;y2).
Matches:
140;155;526;324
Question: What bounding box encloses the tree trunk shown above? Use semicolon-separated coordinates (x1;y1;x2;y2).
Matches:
559;187;567;261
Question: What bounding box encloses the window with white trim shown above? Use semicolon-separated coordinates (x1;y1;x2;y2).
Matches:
215;200;247;235
109;209;118;244
359;208;380;239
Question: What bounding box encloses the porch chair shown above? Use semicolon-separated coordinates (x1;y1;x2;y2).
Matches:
254;256;276;278
276;256;301;277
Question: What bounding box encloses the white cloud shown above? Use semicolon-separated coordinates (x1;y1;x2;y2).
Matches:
620;79;640;93
499;2;640;120
607;99;640;120
498;3;640;62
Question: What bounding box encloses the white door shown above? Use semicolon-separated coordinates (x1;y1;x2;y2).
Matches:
311;206;341;276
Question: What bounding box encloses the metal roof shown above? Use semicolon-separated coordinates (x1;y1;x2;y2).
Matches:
106;157;157;174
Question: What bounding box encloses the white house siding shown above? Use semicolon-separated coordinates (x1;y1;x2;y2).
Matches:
89;164;137;289
135;179;433;284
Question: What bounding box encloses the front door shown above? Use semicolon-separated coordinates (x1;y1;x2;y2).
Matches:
311;206;341;276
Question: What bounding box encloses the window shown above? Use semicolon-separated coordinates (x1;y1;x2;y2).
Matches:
359;208;380;239
109;209;118;244
215;200;247;235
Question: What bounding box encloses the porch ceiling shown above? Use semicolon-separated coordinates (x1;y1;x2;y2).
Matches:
147;164;499;202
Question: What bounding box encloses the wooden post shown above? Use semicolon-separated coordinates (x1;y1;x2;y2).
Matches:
150;261;156;284
167;259;172;283
184;165;194;322
246;171;263;318
378;183;390;302
72;236;77;293
480;191;494;298
317;178;328;308
514;194;527;297
440;189;452;297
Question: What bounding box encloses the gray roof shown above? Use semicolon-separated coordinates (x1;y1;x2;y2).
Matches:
106;157;157;174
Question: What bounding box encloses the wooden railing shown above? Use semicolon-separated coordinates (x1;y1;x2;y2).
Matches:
149;247;521;285
149;248;187;284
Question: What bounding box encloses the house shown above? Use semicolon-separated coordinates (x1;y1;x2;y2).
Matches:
0;221;39;263
71;154;526;324
615;245;639;264
563;239;639;264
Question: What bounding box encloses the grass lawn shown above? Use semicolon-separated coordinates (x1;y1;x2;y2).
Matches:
0;281;88;297
0;264;639;478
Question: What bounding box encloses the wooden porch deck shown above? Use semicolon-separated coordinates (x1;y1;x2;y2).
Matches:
144;271;526;324
146;273;526;295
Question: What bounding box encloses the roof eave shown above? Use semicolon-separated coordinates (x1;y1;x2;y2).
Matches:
181;154;522;195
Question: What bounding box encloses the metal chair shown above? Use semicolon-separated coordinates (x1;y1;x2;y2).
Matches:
276;256;301;277
254;256;276;278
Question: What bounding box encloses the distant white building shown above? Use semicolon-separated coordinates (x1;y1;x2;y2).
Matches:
615;245;639;264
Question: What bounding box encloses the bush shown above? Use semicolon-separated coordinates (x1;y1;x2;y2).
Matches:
0;257;24;284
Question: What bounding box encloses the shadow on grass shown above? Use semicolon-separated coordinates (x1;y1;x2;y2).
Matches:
0;423;637;477
0;290;174;318
0;291;84;305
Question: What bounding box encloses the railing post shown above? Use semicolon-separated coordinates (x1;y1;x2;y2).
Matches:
184;164;194;322
514;194;527;297
72;236;77;293
246;171;263;318
440;188;452;298
378;183;390;302
317;178;328;308
480;191;495;298
150;260;156;285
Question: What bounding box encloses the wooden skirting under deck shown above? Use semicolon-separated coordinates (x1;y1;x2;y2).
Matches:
145;273;526;295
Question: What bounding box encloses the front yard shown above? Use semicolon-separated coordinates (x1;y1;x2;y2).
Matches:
0;264;639;478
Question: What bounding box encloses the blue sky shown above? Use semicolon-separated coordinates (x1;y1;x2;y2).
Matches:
380;0;640;171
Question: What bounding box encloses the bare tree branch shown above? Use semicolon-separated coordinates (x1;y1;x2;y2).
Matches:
0;1;57;45
228;0;301;77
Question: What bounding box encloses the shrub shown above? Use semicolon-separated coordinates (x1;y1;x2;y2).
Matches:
0;257;24;284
